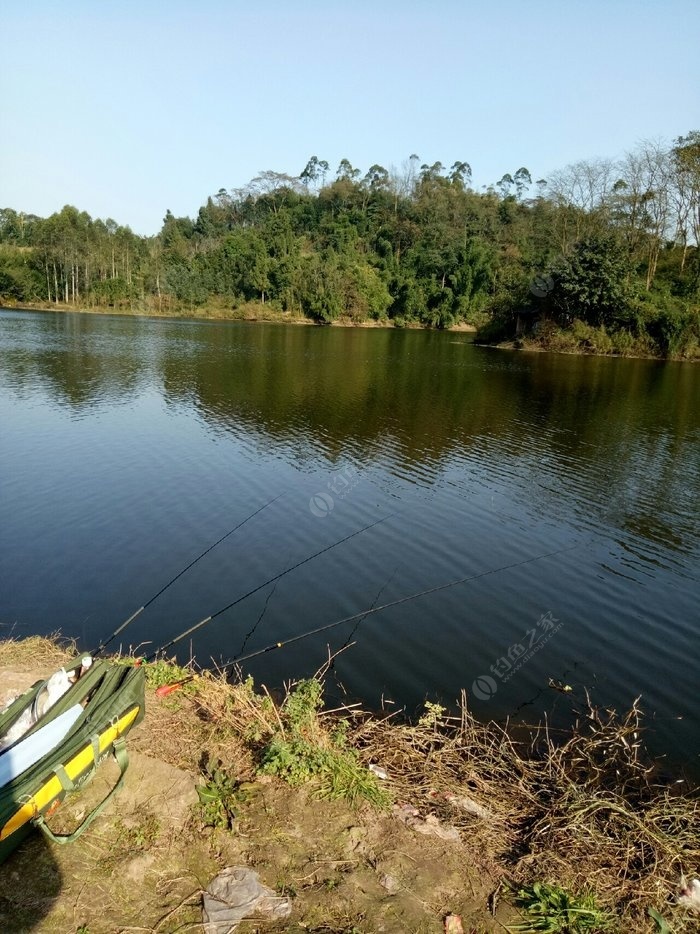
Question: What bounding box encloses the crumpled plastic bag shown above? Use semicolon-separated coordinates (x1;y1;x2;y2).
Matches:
678;878;700;913
202;867;292;934
393;803;461;842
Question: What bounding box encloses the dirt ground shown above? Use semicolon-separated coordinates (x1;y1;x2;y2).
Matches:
0;643;515;934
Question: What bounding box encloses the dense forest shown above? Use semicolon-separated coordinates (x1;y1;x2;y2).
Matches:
1;133;699;358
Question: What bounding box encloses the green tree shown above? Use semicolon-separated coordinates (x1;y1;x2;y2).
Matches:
298;252;344;322
0;246;44;300
550;235;632;328
300;155;329;190
671;131;700;273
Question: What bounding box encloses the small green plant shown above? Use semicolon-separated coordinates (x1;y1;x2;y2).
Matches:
275;878;297;898
197;757;238;830
258;678;390;808
113;812;161;852
418;700;447;728
239;676;277;743
648;907;671;933
506;881;615;933
144;658;194;691
283;677;324;730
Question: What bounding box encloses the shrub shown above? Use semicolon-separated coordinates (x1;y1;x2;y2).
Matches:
570;320;614;354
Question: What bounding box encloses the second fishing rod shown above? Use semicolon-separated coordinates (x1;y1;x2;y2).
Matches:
145;512;393;663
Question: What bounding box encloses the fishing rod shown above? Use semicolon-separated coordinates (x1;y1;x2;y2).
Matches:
221;540;581;670
92;493;284;656
145;513;393;662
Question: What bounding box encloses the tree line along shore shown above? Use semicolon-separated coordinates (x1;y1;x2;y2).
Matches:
1;133;698;359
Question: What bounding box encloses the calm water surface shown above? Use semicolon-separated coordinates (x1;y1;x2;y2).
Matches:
1;310;698;774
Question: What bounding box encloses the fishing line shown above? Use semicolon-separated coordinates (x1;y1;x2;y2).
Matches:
339;566;399;652
147;512;393;661
236;581;279;658
224;540;581;671
92;492;284;656
328;568;399;696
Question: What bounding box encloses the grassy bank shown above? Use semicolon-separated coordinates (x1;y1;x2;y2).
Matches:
2;300;476;332
3;298;313;325
515;321;699;361
1;636;698;933
475;301;700;362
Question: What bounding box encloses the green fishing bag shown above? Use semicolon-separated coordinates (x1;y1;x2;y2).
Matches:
0;658;145;864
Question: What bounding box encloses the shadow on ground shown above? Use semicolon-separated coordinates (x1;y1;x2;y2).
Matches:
0;834;62;933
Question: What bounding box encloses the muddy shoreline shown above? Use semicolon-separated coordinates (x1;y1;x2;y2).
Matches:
1;636;697;933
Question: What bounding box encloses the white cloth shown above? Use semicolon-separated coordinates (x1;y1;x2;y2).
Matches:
0;704;82;786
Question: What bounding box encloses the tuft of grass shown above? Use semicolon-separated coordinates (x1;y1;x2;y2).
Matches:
143;658;195;691
0;632;75;668
112;811;161;854
506;881;615;932
116;654;198;693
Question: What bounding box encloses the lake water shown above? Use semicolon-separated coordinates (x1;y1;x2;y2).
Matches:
1;309;698;776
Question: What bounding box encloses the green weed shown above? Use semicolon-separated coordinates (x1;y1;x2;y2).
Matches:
648;907;672;933
197;757;238;830
113;812;161;852
258;679;390;809
115;655;195;692
417;700;447;729
144;658;194;691
506;881;615;933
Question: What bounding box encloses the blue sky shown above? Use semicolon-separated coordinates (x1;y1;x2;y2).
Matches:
2;0;698;235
